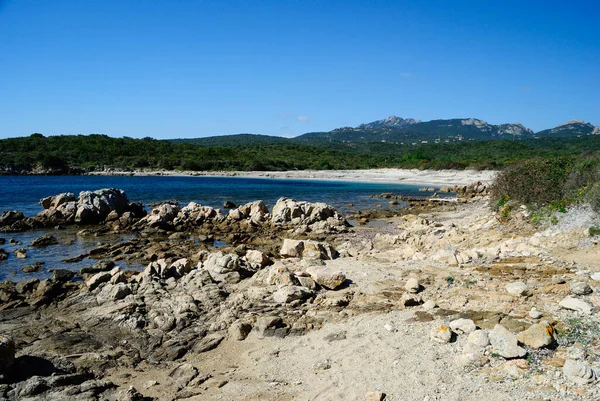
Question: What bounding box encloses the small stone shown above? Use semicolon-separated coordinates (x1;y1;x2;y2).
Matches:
563;359;596;385
590;272;600;281
228;322;252;341
566;343;586;360
383;323;397;332
313;360;331;370
30;233;58;248
430;323;452;343
467;330;489;347
450;318;477;335
401;292;423;307
500;359;530;378
529;307;543;319
14;248;27;259
365;391;386;401
559;297;593;315
455;353;488;370
422;300;436;310
505;282;530;297
570;282;593;295
272;286;313;304
489;324;526;359
51;269;75;282
404;277;420;293
517;321;554;349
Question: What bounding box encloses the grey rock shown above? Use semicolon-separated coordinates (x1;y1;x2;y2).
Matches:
563;359;596;384
31;233;58;247
489;324;526;359
559;297;593;315
570;282;593;295
505;282;530;297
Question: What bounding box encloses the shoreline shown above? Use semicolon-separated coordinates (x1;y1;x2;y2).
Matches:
86;168;498;187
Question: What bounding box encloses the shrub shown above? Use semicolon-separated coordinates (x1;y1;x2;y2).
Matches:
490;158;573;207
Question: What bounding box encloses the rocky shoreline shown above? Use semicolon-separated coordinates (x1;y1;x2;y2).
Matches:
1;186;600;400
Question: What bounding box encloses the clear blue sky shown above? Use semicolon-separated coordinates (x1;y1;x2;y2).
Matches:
1;0;598;139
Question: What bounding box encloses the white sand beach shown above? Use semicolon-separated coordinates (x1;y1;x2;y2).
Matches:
90;168;498;187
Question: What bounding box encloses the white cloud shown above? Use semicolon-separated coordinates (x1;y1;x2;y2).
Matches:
296;115;312;123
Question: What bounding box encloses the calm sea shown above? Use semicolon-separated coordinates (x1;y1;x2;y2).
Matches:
0;175;430;281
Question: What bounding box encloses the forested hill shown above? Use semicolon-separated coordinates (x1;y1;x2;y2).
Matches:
1;133;600;175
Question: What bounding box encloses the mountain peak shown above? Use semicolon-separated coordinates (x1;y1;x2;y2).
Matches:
357;115;421;129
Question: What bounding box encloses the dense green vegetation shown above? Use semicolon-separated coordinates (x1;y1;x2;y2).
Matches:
1;133;600;174
490;157;600;219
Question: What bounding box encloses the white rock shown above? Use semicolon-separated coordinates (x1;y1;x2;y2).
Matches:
422;300;437;311
467;330;489;347
383;323;398;333
430;323;452;343
404;277;420;294
450;318;477;335
570;282;593;295
505;282;530;297
489;324;526;359
590;272;600;281
86;271;111;290
563;359;596;384
529;307;543;319
559;297;593;315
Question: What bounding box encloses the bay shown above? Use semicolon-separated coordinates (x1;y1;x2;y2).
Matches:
0;175;434;281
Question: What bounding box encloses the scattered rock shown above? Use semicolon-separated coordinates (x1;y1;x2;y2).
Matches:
52;269;75;283
529;307;543;319
14;248;27;258
228;322;252;341
22;263;44;273
169;363;199;388
365;392;386;401
422;300;436;310
383;323;397;333
570;282;593;295
505;282;530;297
517;321;554;349
559;297;593;315
273;286;313;304
404;277;420;293
30;233;59;247
305;266;346;290
0;249;8;261
450;318;477;335
563;359;596;385
467;330;490;347
489;324;526;359
430;323;452;343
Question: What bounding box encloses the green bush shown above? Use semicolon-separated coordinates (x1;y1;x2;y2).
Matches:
490;158;573;207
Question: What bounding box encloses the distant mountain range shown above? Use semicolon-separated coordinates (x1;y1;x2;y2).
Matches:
173;117;599;146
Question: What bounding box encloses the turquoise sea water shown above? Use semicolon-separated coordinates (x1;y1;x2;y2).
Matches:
0;175;434;281
0;175;428;216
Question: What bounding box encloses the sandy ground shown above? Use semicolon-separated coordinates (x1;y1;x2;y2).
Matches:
88;168;497;187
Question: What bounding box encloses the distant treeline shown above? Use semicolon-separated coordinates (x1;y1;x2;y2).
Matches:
1;133;600;173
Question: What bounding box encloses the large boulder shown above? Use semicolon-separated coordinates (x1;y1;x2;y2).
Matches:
271;198;348;232
280;239;338;260
75;188;130;224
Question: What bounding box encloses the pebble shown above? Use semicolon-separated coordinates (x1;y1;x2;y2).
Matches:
365;391;386;401
570;282;593;295
563;359;596;385
449;318;476;335
383;323;398;333
405;277;420;294
590;272;600;281
505;282;530;297
422;300;436;310
467;330;489;347
559;297;593;315
489;324;526;359
430;323;452;343
529;307;543;319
